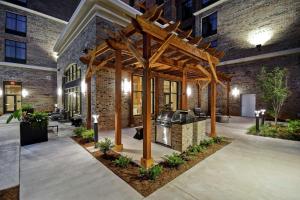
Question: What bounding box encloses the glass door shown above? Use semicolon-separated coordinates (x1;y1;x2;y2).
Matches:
5;95;16;112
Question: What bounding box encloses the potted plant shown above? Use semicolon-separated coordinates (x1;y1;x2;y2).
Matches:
7;105;49;146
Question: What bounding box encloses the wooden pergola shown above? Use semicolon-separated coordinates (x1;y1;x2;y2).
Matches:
80;5;230;168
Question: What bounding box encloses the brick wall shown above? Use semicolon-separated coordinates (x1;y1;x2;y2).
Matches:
194;0;300;119
0;66;57;114
0;4;66;68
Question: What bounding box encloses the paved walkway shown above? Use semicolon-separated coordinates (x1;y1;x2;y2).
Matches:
146;117;300;200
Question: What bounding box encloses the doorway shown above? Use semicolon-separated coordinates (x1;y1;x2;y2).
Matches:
241;94;256;117
3;81;22;113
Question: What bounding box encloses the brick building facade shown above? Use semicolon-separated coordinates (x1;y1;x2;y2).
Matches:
0;0;79;114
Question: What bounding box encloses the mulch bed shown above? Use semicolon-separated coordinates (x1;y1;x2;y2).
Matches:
0;186;19;200
71;136;230;197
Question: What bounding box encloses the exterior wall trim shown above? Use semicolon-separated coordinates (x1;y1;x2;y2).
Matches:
0;62;57;72
0;0;68;24
218;48;300;66
193;0;231;16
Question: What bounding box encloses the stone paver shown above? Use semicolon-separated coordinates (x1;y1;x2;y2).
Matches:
145;117;300;200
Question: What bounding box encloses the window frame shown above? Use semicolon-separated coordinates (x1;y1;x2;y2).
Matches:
5;12;27;37
64;64;81;84
201;11;218;38
132;75;155;116
5;39;27;64
163;80;179;111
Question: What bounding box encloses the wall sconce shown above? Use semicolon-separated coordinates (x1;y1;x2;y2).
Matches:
231;87;240;98
22;89;29;98
81;80;87;94
57;88;62;96
248;28;273;50
187;86;192;97
0;89;2;97
122;78;131;94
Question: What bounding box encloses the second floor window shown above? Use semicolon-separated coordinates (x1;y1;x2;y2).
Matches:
182;0;193;20
5;40;26;64
64;64;81;84
202;12;217;38
6;12;27;36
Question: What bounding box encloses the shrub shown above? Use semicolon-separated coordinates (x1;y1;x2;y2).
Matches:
187;144;204;154
287;120;300;134
82;129;94;142
163;152;185;168
139;165;163;180
113;155;132;168
96;138;114;155
74;126;87;137
200;138;214;147
212;136;224;143
27;112;48;127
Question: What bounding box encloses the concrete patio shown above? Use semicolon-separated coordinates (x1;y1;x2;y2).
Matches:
1;115;300;200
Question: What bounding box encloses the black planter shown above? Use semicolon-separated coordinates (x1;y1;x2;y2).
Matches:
20;122;48;146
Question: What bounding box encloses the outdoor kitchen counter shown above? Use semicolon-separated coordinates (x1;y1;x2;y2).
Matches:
171;119;206;152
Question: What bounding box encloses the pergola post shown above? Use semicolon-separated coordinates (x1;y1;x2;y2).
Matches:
226;81;230;116
181;68;187;110
210;78;217;137
86;77;92;129
141;33;153;168
114;50;123;151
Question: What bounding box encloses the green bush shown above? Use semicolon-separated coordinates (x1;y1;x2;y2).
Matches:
96;138;114;155
27;112;48;127
113;155;132;168
139;165;163;180
73;126;87;137
200;138;214;147
212;136;224;144
287;120;300;133
82;129;94;142
21;104;34;113
187;144;204;154
163;152;185;168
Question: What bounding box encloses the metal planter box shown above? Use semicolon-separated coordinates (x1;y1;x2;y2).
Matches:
20;122;48;146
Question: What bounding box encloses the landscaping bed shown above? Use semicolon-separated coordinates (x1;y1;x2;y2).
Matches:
71;130;231;197
247;120;300;141
0;186;19;200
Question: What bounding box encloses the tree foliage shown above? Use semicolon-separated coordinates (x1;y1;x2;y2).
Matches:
257;67;289;124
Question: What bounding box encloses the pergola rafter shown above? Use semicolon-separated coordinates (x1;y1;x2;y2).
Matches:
80;4;230;168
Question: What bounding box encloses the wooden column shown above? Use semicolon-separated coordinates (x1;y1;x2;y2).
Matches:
154;76;159;118
210;78;217;137
141;33;153;168
114;50;123;151
86;77;92;129
226;81;230;116
181;68;187;110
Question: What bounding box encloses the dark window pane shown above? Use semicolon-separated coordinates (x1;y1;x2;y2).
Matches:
5;40;26;63
182;0;193;20
5;12;26;36
202;12;217;37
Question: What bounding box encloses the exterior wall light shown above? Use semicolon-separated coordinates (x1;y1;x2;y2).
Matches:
122;78;131;94
231;87;240;97
22;89;29;98
248;28;273;49
81;80;87;94
0;89;2;97
187;86;192;97
57;88;62;96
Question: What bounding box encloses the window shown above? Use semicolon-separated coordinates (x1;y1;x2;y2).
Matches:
64;86;81;117
64;64;81;84
202;12;217;38
181;0;193;20
6;12;27;36
132;76;154;115
201;0;218;8
129;0;135;7
5;40;26;64
164;80;178;111
7;0;27;7
211;39;218;48
156;0;164;5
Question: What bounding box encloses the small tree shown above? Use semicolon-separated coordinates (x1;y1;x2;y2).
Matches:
258;67;289;125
